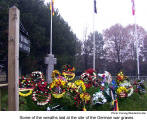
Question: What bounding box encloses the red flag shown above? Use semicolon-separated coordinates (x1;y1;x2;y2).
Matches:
131;0;135;16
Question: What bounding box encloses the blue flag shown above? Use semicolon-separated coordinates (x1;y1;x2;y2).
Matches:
94;0;97;14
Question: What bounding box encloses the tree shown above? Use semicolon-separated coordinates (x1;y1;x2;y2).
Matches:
83;31;105;72
103;24;131;71
0;0;78;75
103;24;147;75
125;24;146;61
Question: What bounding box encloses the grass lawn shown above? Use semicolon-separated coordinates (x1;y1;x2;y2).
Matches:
0;82;147;111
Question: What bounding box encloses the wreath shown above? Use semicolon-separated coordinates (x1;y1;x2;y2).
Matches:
62;71;75;81
62;65;75;81
80;69;97;88
67;82;78;93
32;79;51;105
50;78;66;98
116;86;128;98
133;80;146;94
92;91;107;104
62;64;75;72
119;80;134;97
51;70;61;80
80;92;91;104
116;72;125;84
30;71;44;83
19;76;34;97
19;88;33;97
74;80;86;93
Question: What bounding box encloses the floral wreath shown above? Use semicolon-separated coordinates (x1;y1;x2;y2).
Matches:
116;86;128;98
92;91;107;104
19;76;34;88
32;79;51;105
80;92;91;104
30;71;44;83
74;80;86;93
133;80;145;94
50;78;66;98
80;92;91;111
116;72;125;84
19;76;34;97
51;70;61;79
67;82;78;93
19;88;33;97
119;81;133;97
80;69;97;88
61;65;75;81
62;71;75;81
62;64;75;72
32;92;51;106
103;71;112;84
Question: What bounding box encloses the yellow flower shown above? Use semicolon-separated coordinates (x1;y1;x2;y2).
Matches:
117;86;128;95
67;82;77;89
83;106;87;111
19;89;33;97
62;72;75;81
51;70;60;79
80;93;91;103
50;78;66;88
52;91;66;98
74;80;86;92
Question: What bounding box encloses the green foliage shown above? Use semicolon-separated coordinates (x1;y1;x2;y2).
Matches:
1;87;8;111
0;0;78;74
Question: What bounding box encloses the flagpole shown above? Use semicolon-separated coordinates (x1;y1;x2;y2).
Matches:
93;0;96;70
50;0;53;54
132;0;140;79
93;12;95;70
134;15;140;79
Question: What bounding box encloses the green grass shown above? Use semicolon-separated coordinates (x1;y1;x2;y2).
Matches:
0;87;8;111
1;82;147;111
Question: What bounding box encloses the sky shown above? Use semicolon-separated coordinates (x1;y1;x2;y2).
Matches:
45;0;147;40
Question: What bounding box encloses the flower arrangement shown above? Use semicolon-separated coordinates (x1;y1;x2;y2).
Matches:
19;76;34;89
19;88;33;97
74;80;86;93
32;79;51;105
51;70;61;80
19;66;141;111
62;64;75;72
30;71;44;83
119;80;133;97
80;92;91;104
62;71;75;81
80;68;97;88
67;82;78;93
50;78;66;98
80;93;91;111
92;91;107;104
116;86;128;98
116;72;125;84
133;80;146;94
62;64;75;81
19;76;34;97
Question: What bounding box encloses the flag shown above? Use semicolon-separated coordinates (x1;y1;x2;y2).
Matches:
94;0;97;14
50;0;54;16
131;0;135;16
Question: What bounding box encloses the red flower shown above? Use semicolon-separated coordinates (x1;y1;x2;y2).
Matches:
74;97;77;100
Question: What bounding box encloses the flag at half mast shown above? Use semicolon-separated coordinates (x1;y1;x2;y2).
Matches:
94;0;97;14
131;0;135;16
50;0;54;16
